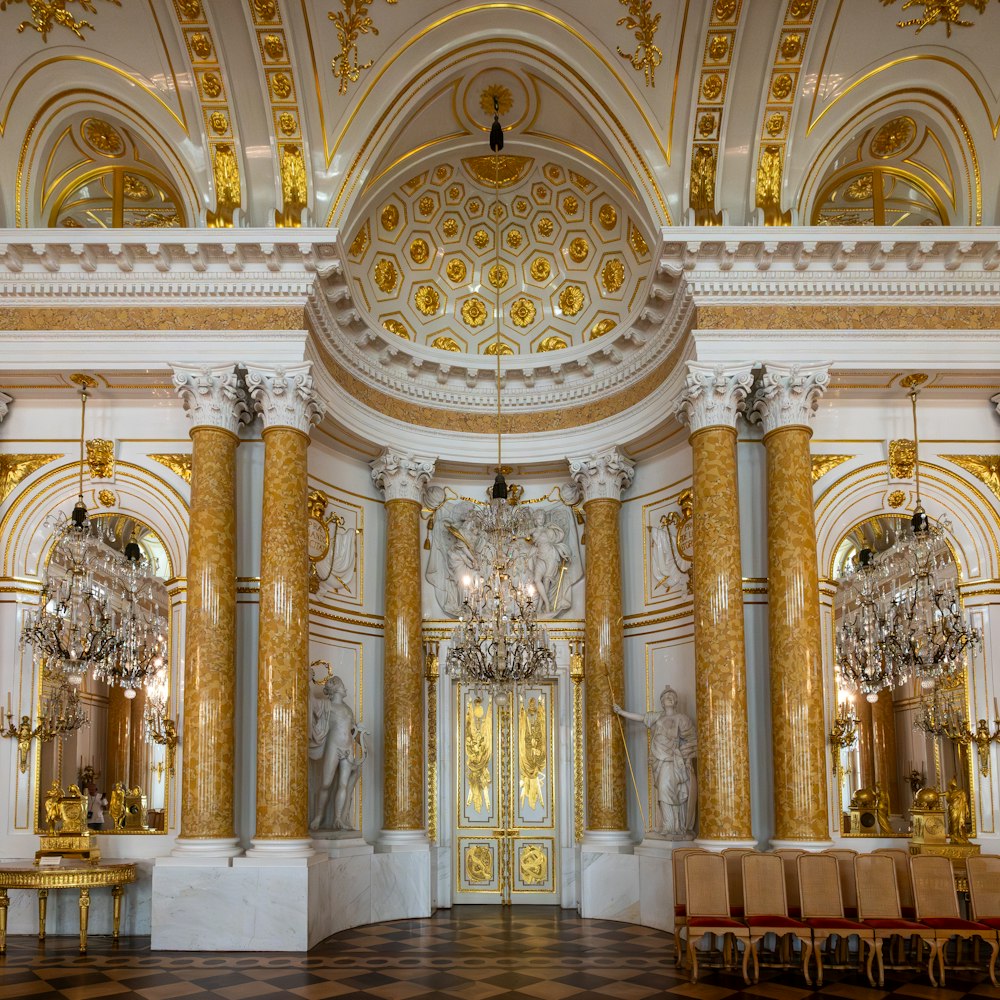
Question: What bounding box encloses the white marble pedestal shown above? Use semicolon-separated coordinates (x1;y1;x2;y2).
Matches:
151;837;433;950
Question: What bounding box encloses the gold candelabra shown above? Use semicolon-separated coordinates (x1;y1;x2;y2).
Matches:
828;700;858;773
972;697;1000;778
1;710;45;773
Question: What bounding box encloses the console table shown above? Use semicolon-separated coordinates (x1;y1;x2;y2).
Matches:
0;861;137;953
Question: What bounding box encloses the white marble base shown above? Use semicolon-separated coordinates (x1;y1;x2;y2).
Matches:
5;860;153;938
579;844;640;923
245;837;315;858
152;841;433;950
635;839;676;932
169;837;242;858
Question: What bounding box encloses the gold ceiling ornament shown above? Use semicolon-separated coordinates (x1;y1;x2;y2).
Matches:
781;32;802;58
270;72;292;99
147;454;192;484
616;0;663;87
529;258;550;282
190;32;212;58
590;318;616;339
442;218;459;237
883;0;994;36
86;439;114;480
488;263;509;289
771;74;793;100
697;112;717;138
601;258;626;293
569;171;595;194
568;238;589;263
702;75;723;100
461;298;488;327
275;144;307;228
510;297;536;328
709;34;729;58
253;0;277;20
373;258;398;293
381;203;399;230
870;116;917;158
888;438;916;480
766;112;785;136
122;174;152;202
461;155;534;189
431;336;461;352
206;144;240;228
887;489;907;508
97;489;117;508
278;112;297;136
414;284;440;315
756;144;791;226
810;454;853;483
2;0;120;42
598;204;617;229
82;118;124;157
479;84;513;119
559;285;585;316
473;229;489;249
562;194;579;216
845;173;874;201
409;238;429;264
484;341;514;356
263;33;284;58
328;0;396;94
536;217;553;237
537;336;567;352
382;319;410;340
201;71;223;99
690;144;722;226
505;229;522;249
628;222;649;257
349;220;370;258
418;195;435;217
209;112;229;136
940;455;1000;505
0;454;62;505
445;258;467;283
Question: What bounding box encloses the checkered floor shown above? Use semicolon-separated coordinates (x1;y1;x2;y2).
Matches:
2;907;999;1000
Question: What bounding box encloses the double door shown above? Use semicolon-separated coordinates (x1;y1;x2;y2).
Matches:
453;680;558;903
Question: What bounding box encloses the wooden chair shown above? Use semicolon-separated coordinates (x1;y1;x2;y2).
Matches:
742;853;813;985
824;848;859;917
797;852;877;986
911;854;998;987
671;847;705;967
875;847;918;963
968;855;1000;932
684;852;752;984
721;846;754;918
773;849;805;918
855;853;938;987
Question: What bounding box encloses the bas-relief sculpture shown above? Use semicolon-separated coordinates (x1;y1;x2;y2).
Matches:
425;498;582;617
648;489;693;597
615;686;698;839
308;672;367;833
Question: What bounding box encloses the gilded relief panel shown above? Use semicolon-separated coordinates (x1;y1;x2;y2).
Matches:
306;484;364;605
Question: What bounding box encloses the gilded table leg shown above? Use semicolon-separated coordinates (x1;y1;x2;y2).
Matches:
38;888;48;940
112;885;124;940
0;888;8;954
78;887;90;953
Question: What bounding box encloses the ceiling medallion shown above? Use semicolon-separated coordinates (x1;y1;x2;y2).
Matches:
461;298;488;327
210;112;230;135
373;258;399;293
601;258;626;293
845;173;874;202
442;219;459;237
505;229;522;249
432;336;462;352
488;263;509;289
414;285;441;315
461;155;534;188
479;84;513;119
888;489;907;508
559;285;585;316
473;229;490;249
484;341;514;356
870;116;916;158
445;259;467;282
382;319;410;340
381;204;399;230
590;318;616;339
561;194;580;216
537;336;568;352
599;204;618;229
568;238;590;263
409;238;430;264
81;118;125;157
123;174;152;201
349;220;370;258
510;297;536;328
536;218;554;237
530;258;551;281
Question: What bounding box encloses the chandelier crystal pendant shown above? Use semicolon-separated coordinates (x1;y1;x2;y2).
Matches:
445;99;557;702
880;375;981;690
93;539;167;697
20;376;119;687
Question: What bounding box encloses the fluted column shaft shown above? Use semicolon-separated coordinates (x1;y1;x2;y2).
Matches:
247;364;323;850
569;447;635;835
871;694;899;811
371;450;436;835
172;365;248;850
128;688;147;786
106;685;130;791
753;363;830;842
676;363;755;842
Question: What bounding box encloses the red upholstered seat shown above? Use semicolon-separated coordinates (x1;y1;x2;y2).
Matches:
863;918;927;930
745;915;807;929
920;917;991;931
978;917;1000;929
675;904;686;917
688;916;746;929
803;917;867;931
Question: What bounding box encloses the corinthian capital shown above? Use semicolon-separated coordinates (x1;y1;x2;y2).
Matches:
245;363;324;434
750;362;831;435
370;448;436;503
0;391;12;423
567;446;635;503
171;363;251;434
674;362;755;433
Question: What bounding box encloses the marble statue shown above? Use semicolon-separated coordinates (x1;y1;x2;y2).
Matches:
614;685;697;839
309;673;367;832
425;498;581;617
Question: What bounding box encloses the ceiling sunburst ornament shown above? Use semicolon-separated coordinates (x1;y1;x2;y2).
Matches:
479;84;513;119
2;0;121;42
882;0;994;36
616;0;663;87
462;155;534;189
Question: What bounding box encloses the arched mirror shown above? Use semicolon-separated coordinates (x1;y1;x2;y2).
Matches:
34;514;173;835
832;513;975;838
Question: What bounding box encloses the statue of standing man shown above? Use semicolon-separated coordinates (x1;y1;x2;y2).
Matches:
309;673;366;832
614;685;697;839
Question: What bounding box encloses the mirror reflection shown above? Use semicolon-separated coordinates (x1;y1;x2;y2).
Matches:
34;515;172;834
832;514;975;837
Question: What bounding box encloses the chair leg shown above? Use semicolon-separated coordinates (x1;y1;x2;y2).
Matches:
875;938;886;988
987;938;999;988
688;936;699;982
926;940;939;988
813;937;825;988
740;938;752;987
674;926;682;967
800;938;813;987
863;939;876;989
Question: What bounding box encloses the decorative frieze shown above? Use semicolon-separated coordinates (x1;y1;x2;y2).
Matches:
245;363;324;434
568;446;635;503
172;364;251;435
0;391;11;423
370;448;436;504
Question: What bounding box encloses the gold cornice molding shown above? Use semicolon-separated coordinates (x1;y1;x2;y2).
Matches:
697;304;1000;331
0;306;306;331
311;333;685;434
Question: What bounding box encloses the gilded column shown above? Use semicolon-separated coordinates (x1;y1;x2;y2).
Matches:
675;362;755;845
871;693;899;812
106;685;130;791
128;688;147;786
171;363;249;856
751;362;831;845
568;447;635;842
371;449;436;844
244;364;323;856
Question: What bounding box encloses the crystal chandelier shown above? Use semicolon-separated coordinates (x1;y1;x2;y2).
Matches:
20;376;120;686
94;539;167;697
445;100;557;700
879;375;981;690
